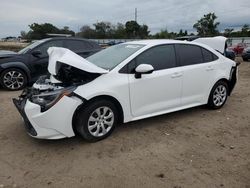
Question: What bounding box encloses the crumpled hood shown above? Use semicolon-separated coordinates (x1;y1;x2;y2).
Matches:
47;47;108;75
0;50;17;58
193;36;227;54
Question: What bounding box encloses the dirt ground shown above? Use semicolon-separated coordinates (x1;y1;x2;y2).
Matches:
0;42;28;52
0;61;250;188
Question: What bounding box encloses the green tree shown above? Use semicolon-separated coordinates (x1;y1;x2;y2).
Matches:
138;24;150;39
153;29;179;39
93;22;112;39
28;23;60;39
20;31;27;39
241;24;249;37
23;23;75;40
60;26;75;36
113;23;127;39
125;21;140;38
224;28;234;37
77;25;96;38
193;13;220;36
178;29;183;36
184;30;188;36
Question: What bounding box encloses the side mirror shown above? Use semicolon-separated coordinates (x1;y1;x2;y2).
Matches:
135;64;154;79
31;50;42;57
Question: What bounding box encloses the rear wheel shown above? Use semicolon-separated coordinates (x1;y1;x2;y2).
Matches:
207;81;228;109
243;58;248;62
75;99;118;142
0;68;27;90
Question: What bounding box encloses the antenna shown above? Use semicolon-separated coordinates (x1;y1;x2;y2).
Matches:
135;8;137;22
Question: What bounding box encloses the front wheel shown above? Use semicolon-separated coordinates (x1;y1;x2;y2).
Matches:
75;99;118;142
207;81;228;109
0;68;27;90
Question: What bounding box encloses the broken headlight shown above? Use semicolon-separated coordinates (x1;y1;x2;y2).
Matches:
31;86;76;112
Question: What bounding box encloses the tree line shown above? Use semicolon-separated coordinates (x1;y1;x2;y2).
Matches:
20;13;250;40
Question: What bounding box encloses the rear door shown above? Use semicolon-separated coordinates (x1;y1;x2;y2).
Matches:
127;44;183;117
175;44;218;106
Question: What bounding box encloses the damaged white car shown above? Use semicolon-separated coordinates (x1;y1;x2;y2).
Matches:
13;38;237;142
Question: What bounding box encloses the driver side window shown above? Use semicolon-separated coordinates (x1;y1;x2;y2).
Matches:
123;44;177;73
35;40;64;57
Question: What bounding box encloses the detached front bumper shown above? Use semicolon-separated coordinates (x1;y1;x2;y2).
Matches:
228;66;238;96
13;95;82;139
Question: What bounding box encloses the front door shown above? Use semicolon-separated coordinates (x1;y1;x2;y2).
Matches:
128;44;183;117
29;40;64;77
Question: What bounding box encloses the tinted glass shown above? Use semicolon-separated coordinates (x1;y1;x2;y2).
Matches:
18;39;50;54
35;40;63;57
202;48;214;62
135;45;176;71
87;44;144;70
177;44;203;66
212;53;218;60
65;40;93;51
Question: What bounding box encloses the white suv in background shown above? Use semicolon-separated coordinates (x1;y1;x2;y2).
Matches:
13;37;237;142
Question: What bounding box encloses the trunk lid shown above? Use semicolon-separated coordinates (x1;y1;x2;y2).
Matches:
193;36;227;54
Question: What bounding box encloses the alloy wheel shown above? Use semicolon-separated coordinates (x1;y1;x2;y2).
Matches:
213;85;227;107
88;106;114;137
3;70;25;90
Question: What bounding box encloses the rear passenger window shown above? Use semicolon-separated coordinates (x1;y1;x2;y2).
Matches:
177;44;203;66
135;45;176;71
65;40;92;52
35;40;63;57
202;48;217;62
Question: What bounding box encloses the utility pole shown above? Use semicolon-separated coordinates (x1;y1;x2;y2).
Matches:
135;8;137;22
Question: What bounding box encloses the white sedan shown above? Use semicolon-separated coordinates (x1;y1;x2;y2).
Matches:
13;38;237;142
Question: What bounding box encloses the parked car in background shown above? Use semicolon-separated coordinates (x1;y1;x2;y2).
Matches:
0;37;101;90
242;47;250;61
225;47;236;60
232;43;248;55
13;39;237;142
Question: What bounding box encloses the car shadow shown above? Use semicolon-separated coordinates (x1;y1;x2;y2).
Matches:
31;105;209;148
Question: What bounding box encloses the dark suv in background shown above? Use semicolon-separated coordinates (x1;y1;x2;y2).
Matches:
0;37;101;90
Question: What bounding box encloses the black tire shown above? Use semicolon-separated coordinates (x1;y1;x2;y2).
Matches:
75;99;118;142
207;80;228;109
243;58;248;62
0;68;27;90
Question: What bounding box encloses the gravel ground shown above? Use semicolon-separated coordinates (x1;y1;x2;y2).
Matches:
0;61;249;188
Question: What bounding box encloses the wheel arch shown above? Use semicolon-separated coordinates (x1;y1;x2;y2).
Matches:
0;62;31;81
207;78;230;103
72;95;124;134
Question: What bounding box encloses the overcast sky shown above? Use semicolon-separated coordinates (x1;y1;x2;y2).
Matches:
1;0;250;38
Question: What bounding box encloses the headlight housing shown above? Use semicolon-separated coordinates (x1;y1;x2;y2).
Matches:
31;86;76;112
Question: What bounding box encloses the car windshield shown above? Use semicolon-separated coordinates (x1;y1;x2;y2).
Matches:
18;39;49;54
86;43;145;70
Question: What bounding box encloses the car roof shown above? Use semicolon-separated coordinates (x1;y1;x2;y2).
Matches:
126;38;226;55
39;37;101;48
125;39;190;46
44;37;94;42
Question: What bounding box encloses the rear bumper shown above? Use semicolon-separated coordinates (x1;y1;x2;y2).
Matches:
13;95;82;139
